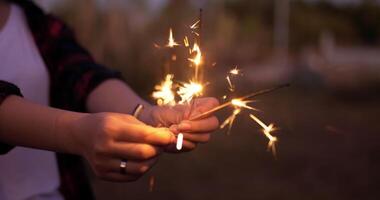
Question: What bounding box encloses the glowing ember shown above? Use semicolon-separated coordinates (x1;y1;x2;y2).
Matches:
226;76;234;92
166;28;179;48
188;43;202;66
249;114;278;156
152;74;176;106
231;99;257;111
177;81;203;104
229;66;241;75
190;20;200;30
184;36;190;47
176;133;184;150
220;108;241;134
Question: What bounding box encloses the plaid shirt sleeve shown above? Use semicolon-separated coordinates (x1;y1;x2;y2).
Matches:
0;81;23;154
36;15;123;112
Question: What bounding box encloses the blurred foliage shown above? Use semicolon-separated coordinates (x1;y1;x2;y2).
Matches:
290;0;380;49
49;0;380;96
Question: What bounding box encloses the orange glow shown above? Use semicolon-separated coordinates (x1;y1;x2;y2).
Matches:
177;81;204;104
152;74;176;106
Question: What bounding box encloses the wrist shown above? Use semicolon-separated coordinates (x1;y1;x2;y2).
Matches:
55;111;89;155
139;104;158;126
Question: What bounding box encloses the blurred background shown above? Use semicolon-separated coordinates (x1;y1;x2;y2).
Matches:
37;0;380;199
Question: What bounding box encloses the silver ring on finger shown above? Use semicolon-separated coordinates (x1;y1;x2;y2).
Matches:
119;159;128;175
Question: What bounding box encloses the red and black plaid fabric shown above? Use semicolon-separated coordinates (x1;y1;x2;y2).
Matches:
0;0;124;199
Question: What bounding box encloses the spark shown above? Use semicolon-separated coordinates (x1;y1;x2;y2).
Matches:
220;108;241;134
190;20;200;30
229;66;241;75
176;133;184;150
177;81;204;104
249;114;278;157
152;74;176;106
188;43;202;66
231;99;258;111
226;76;234;92
184;36;190;47
220;99;258;134
188;43;202;81
166;28;179;48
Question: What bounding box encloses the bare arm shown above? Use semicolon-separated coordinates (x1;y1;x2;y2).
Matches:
86;79;155;125
0;95;174;181
0;95;84;154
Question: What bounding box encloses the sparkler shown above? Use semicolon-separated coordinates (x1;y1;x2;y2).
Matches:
189;84;289;121
152;10;288;157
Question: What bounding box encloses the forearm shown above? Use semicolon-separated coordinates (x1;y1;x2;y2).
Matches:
0;95;85;154
86;79;155;125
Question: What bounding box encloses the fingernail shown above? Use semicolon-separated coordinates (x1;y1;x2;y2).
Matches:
178;121;191;130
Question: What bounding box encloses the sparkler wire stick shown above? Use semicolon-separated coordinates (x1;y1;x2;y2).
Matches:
189;83;290;121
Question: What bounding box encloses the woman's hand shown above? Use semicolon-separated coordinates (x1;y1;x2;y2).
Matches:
149;97;220;152
65;112;175;182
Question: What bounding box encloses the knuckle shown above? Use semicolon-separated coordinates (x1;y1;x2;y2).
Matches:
210;97;220;107
99;114;118;133
94;140;112;154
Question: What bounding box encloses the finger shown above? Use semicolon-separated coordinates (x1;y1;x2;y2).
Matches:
181;133;211;143
107;157;158;175
189;97;220;117
111;142;161;160
116;124;175;146
177;116;219;133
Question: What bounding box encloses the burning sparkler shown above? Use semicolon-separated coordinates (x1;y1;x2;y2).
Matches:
152;10;288;157
177;81;204;104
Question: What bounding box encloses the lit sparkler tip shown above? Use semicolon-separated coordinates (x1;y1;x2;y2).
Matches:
177;81;204;104
231;99;257;111
176;133;184;150
167;28;179;48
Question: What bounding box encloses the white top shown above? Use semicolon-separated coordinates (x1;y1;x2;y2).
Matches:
0;4;62;200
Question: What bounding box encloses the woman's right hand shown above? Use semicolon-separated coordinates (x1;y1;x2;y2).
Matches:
63;112;175;182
